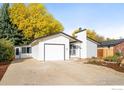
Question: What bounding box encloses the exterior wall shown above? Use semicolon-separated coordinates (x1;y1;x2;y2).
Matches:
15;46;31;59
114;42;124;55
87;40;97;58
38;43;44;60
97;47;114;58
20;53;32;58
76;30;87;58
32;44;39;60
38;36;70;61
76;30;98;58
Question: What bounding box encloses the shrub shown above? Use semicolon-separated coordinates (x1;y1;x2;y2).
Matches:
111;55;118;62
115;52;123;57
0;39;14;62
104;55;118;62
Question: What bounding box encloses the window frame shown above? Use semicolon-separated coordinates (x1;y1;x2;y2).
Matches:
70;44;77;55
22;47;27;54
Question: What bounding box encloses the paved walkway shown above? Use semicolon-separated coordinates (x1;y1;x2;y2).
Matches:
1;58;124;85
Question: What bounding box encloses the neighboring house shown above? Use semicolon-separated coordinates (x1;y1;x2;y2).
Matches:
15;29;99;61
98;39;124;58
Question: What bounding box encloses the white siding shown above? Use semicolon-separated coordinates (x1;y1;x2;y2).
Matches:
38;43;44;60
76;30;87;58
20;53;31;58
75;30;98;58
32;44;39;60
87;40;97;58
33;35;69;61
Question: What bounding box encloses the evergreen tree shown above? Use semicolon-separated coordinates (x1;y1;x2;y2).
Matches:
0;3;30;46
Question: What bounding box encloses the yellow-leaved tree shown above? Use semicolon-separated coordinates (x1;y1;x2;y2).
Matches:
9;3;64;39
72;28;105;42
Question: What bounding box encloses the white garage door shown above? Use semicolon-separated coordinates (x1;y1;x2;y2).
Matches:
44;44;65;61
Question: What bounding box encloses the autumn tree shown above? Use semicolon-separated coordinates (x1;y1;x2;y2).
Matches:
9;3;64;39
72;29;79;38
87;29;105;42
0;3;30;46
72;28;105;42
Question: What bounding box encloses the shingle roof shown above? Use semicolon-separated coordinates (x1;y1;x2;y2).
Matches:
98;39;124;47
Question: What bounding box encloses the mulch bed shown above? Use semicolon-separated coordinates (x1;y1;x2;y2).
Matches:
87;61;124;73
0;62;11;81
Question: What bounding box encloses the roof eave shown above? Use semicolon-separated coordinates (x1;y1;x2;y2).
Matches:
87;37;100;45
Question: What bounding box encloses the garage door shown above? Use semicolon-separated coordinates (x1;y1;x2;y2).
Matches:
44;44;65;61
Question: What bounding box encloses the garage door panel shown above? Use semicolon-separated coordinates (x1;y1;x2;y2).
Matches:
44;44;65;61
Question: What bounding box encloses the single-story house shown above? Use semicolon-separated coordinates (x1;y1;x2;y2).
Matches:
98;39;124;58
15;28;99;61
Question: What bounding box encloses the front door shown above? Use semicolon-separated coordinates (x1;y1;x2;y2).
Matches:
15;48;20;59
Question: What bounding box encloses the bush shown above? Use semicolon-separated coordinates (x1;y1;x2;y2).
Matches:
111;55;118;62
0;39;14;62
115;52;123;57
104;55;118;62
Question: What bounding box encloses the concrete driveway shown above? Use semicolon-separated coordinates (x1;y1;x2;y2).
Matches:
1;58;124;85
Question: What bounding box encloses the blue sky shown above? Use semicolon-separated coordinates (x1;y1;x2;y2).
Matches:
1;3;124;39
44;3;124;39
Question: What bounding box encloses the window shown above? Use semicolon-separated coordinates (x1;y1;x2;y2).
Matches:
71;49;76;55
70;45;77;55
22;47;27;53
22;47;31;54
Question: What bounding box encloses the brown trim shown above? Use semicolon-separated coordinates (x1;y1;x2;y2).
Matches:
44;43;65;61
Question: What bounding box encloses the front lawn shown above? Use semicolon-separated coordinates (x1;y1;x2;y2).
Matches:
0;62;11;81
